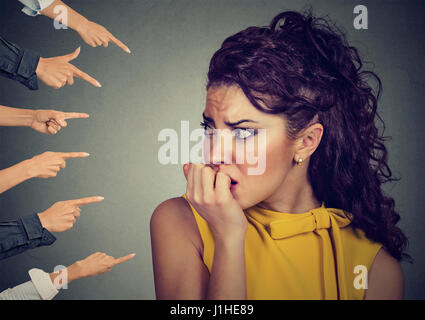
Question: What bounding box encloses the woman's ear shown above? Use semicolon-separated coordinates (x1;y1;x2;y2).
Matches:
293;123;324;163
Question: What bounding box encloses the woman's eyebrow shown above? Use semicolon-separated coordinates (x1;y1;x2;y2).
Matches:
224;119;259;127
203;113;259;127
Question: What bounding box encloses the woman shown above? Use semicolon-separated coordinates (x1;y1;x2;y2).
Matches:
150;10;410;300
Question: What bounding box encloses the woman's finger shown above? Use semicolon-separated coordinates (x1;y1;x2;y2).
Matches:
186;163;194;198
192;164;202;201
215;172;232;202
201;166;215;201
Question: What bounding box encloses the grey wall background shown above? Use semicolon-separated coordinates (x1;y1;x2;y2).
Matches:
0;0;424;299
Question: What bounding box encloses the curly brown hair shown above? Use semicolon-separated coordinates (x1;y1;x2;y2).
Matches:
207;9;411;262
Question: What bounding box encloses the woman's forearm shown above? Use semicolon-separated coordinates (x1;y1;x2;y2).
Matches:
206;236;247;300
0;105;34;127
0;160;33;194
40;0;89;33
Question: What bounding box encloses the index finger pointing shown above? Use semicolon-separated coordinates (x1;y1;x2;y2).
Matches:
60;152;90;159
72;66;102;87
67;196;105;206
109;33;131;53
114;253;136;266
63;112;90;120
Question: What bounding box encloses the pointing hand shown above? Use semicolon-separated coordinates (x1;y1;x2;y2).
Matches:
38;196;104;232
24;151;90;179
36;47;101;89
30;110;89;135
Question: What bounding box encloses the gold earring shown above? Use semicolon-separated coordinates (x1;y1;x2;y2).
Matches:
296;158;303;166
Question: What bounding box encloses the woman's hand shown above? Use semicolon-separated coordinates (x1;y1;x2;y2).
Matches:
37;196;104;232
183;163;248;241
30;109;89;135
24;151;89;179
76;19;131;53
36;47;101;89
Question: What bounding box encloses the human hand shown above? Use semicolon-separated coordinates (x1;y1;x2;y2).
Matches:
76;19;131;53
30;109;89;135
68;252;136;280
24;151;89;179
183;163;248;240
38;196;104;232
36;47;101;89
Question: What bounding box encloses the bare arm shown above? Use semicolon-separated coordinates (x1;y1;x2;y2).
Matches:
364;248;404;299
40;0;130;53
0;152;89;195
151;198;209;299
0;160;32;194
0;105;34;127
207;236;247;299
49;252;135;289
150;197;247;300
40;0;89;33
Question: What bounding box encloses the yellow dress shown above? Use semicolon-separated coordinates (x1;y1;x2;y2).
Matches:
182;194;383;300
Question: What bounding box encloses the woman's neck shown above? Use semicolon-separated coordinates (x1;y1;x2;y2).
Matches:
257;164;321;214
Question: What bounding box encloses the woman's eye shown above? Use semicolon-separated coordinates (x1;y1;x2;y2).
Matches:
234;128;255;140
204;127;215;135
200;122;215;136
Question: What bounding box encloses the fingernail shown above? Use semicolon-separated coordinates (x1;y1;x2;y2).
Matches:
83;152;90;156
98;196;105;200
126;48;131;54
95;81;102;87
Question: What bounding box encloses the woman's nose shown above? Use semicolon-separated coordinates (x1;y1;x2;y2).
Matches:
204;129;233;165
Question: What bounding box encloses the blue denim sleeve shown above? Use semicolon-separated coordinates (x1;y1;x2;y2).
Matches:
0;213;56;260
0;36;40;90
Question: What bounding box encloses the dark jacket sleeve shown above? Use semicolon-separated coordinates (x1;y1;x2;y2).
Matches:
0;213;56;260
0;35;40;90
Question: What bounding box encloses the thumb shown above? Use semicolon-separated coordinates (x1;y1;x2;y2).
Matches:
64;46;81;62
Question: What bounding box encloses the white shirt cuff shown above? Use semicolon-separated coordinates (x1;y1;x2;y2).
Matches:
28;268;59;300
19;0;55;16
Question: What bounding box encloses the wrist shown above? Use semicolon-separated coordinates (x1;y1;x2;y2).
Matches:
74;17;90;33
35;57;44;77
66;263;83;282
18;159;35;180
37;212;51;231
49;266;75;289
20;158;35;179
27;109;36;127
214;232;246;249
211;223;247;245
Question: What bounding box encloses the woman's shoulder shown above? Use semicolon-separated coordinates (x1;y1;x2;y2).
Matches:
364;248;404;299
150;196;203;253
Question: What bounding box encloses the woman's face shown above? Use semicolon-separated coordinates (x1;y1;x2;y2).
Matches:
202;85;297;209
